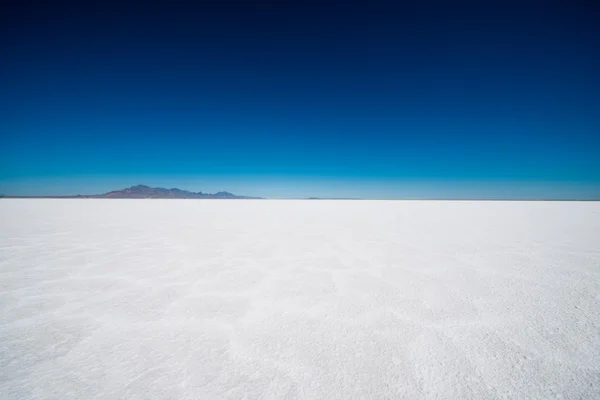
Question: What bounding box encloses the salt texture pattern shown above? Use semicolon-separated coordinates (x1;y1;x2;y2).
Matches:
1;199;599;399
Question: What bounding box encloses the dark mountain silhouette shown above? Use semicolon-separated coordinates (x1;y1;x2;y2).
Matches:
2;185;261;199
99;185;260;199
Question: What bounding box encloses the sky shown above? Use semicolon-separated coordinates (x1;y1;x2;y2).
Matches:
1;1;599;199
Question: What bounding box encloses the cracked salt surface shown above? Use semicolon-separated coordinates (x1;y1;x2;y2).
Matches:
1;199;599;399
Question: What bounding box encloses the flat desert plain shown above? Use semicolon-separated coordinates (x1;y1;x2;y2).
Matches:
1;199;599;399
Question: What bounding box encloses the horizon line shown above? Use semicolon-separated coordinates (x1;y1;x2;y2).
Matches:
2;183;600;202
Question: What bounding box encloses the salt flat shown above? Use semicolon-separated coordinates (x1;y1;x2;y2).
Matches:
1;199;599;399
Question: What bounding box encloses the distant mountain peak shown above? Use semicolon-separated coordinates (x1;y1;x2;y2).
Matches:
100;185;259;199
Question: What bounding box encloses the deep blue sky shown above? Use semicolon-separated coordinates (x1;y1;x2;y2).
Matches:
1;1;599;198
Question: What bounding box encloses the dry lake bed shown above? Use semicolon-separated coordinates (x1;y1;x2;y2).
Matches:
1;199;599;399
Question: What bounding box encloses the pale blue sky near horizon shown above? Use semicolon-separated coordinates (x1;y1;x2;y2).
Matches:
1;176;599;200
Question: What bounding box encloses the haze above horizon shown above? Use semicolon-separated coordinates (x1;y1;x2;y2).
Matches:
2;1;599;199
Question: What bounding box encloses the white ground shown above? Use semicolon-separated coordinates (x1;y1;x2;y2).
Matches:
1;200;599;400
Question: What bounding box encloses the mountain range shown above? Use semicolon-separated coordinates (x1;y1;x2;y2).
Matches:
1;185;262;199
100;185;261;199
